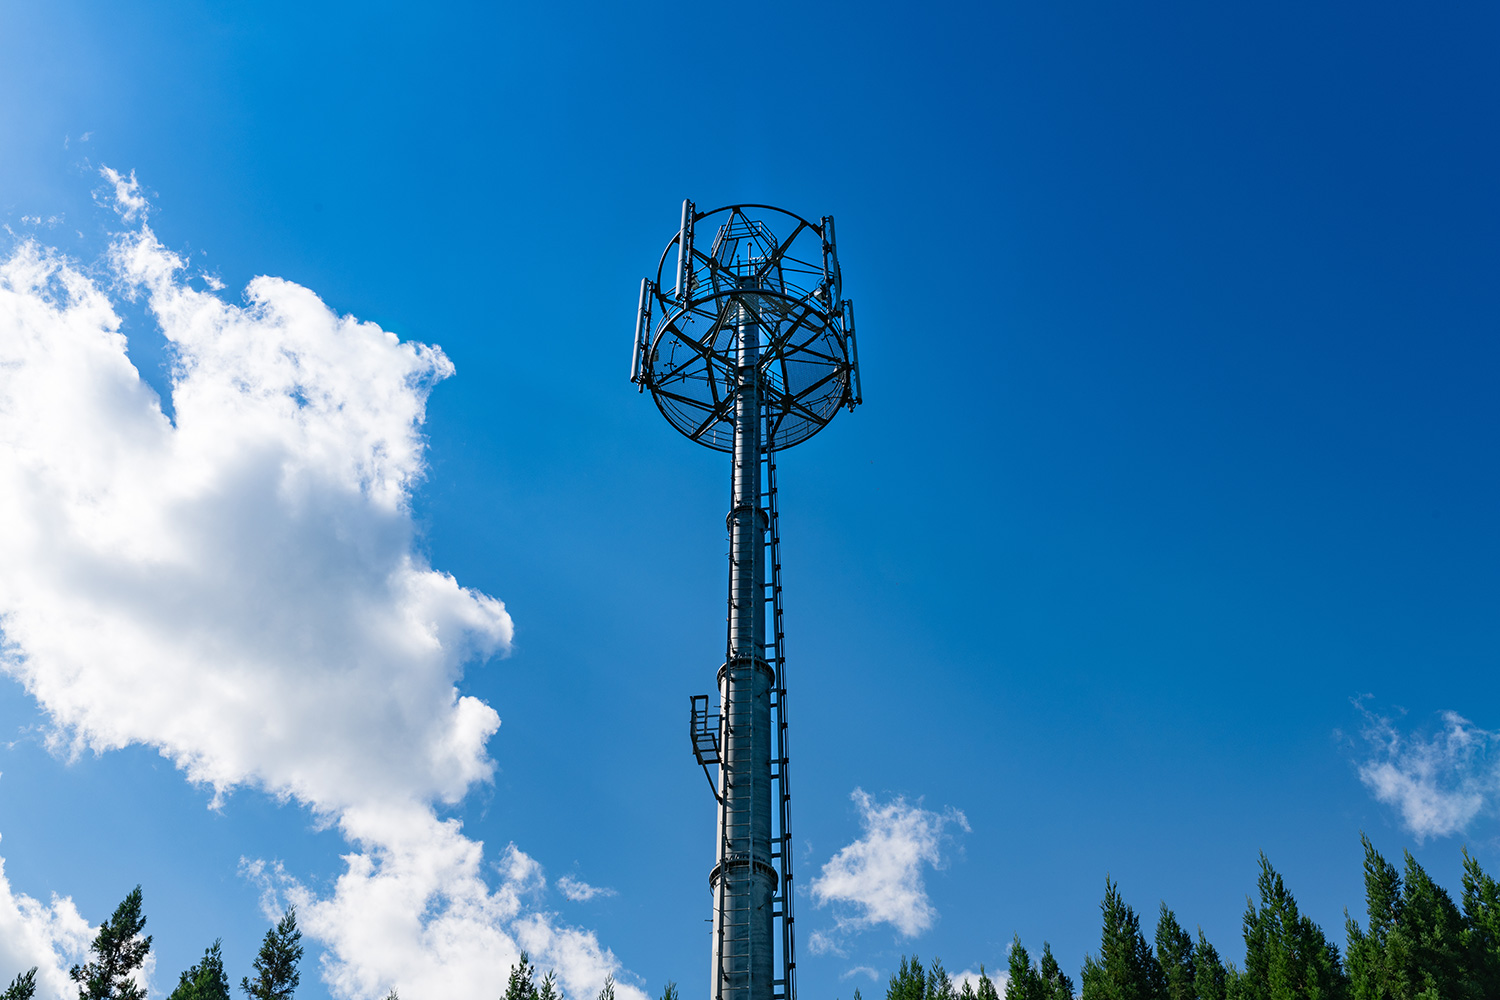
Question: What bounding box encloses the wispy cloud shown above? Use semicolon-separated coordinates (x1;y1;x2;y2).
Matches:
840;966;879;982
807;929;845;958
809;788;969;944
558;876;616;902
1353;703;1500;842
0;175;640;1000
97;166;148;222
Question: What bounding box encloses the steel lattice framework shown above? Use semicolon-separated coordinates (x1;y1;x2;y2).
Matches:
634;203;861;451
633;201;861;1000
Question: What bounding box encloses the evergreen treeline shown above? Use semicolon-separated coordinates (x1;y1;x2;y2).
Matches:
872;838;1500;1000
17;835;1495;1000
1;888;302;1000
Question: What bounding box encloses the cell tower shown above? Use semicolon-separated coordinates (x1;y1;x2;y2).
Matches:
631;202;861;1000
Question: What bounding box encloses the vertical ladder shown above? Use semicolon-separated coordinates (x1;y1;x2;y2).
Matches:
763;437;797;1000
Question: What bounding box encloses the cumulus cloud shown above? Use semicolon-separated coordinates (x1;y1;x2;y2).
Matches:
0;845;93;1000
557;876;616;903
0;177;641;1000
809;788;969;943
1354;705;1500;842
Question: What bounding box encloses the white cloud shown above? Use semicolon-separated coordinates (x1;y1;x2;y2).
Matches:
0;178;643;1000
98;166;148;222
557;876;616;902
807;929;844;957
1355;706;1500;842
809;788;969;943
0;844;94;1000
839;966;878;982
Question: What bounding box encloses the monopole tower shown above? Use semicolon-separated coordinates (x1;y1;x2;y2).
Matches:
632;202;862;1000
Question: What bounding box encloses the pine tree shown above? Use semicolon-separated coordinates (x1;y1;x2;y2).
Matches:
507;954;539;1000
1399;851;1465;998
975;966;1000;1000
1039;943;1076;1000
1;969;36;1000
1080;878;1163;1000
241;906;303;1000
1460;848;1500;997
656;981;677;1000
929;958;955;1000
1344;836;1471;999
1241;854;1347;1000
958;978;977;1000
1155;905;1194;1000
1194;931;1231;1000
540;971;564;1000
1007;938;1044;1000
1345;835;1409;1000
597;974;616;1000
70;886;152;1000
889;956;929;1000
169;940;231;1000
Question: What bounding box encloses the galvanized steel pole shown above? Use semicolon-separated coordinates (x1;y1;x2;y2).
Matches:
711;280;775;1000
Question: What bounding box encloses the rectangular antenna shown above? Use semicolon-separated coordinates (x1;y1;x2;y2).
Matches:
675;199;696;301
843;299;862;409
820;216;837;295
632;278;654;388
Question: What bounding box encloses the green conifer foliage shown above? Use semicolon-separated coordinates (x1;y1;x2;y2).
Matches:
168;940;231;1000
975;966;1000;1000
1347;836;1476;1000
1241;854;1347;1000
240;906;302;1000
1460;848;1500;996
889;956;930;1000
597;973;617;1000
861;842;1500;1000
506;953;538;1000
1194;931;1231;1000
1080;878;1163;1000
1155;905;1195;1000
0;969;36;1000
1007;938;1044;1000
1345;835;1409;1000
656;980;677;1000
70;886;152;1000
1399;851;1465;998
929;958;955;1000
1039;943;1076;1000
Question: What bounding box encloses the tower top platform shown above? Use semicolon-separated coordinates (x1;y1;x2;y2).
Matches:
632;201;861;452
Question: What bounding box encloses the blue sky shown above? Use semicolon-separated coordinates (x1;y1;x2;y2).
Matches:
0;2;1497;999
